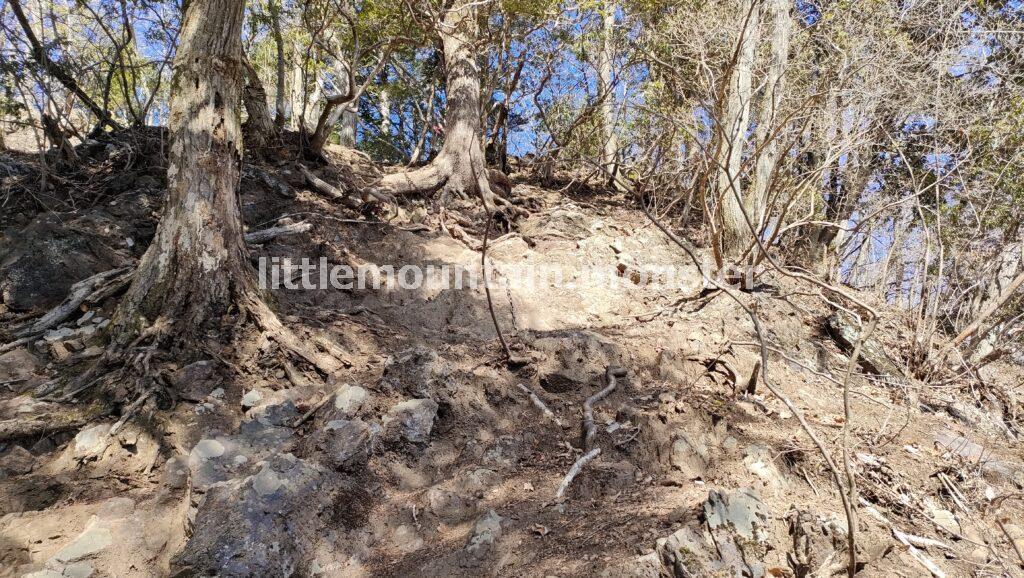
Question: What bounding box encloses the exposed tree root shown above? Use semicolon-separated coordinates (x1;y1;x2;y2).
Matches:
583;366;627;450
555;447;601;502
1;266;132;351
244;221;311;244
0;402;107;441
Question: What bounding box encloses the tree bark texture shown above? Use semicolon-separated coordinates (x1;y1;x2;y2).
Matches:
109;0;250;345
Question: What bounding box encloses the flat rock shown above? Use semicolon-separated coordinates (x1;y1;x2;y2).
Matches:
72;424;112;461
52;521;112;563
704;488;769;543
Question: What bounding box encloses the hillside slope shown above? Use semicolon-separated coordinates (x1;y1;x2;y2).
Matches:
1;139;1023;577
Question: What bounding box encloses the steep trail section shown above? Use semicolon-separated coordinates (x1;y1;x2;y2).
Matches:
0;152;1022;577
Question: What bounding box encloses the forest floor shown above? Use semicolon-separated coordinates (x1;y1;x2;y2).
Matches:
1;130;1023;577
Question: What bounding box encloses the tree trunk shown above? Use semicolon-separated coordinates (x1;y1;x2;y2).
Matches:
290;51;305;130
242;59;276;150
370;4;506;209
269;0;287;128
748;0;791;228
379;72;392;137
718;0;761;260
108;0;250;346
409;78;437;165
598;0;618;179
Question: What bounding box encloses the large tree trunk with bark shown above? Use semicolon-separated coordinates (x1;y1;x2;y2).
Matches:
717;0;761;260
102;0;341;388
108;0;251;346
369;5;507;209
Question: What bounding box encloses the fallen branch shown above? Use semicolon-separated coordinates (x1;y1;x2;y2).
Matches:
244;221;312;244
298;164;361;209
894;531;947;577
998;519;1024;568
583;366;627;450
516;383;561;426
555;447;600;501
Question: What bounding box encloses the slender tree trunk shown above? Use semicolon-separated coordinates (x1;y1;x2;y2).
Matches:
749;0;791;227
598;0;618;179
379;71;392;137
338;65;358;148
409;78;437;165
718;0;762;259
269;0;287;128
242;59;276;150
109;0;250;346
290;50;305;130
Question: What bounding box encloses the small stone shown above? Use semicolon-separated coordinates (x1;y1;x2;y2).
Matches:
0;444;34;476
162;455;190;489
43;327;76;342
466;510;505;556
426;487;476;523
52;522;112;563
384;399;438;444
209;387;225;399
249;398;299;426
252;463;285;496
242;389;263;408
73;424;111;460
192;439;225;460
76;310;95;326
393;524;424;553
333;384;368;417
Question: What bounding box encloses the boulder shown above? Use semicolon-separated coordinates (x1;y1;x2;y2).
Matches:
826;311;904;378
321;418;379;470
384;399;438;444
0;217;127;312
173;453;361;577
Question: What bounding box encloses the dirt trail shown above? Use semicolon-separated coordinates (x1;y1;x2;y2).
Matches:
1;145;1023;577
